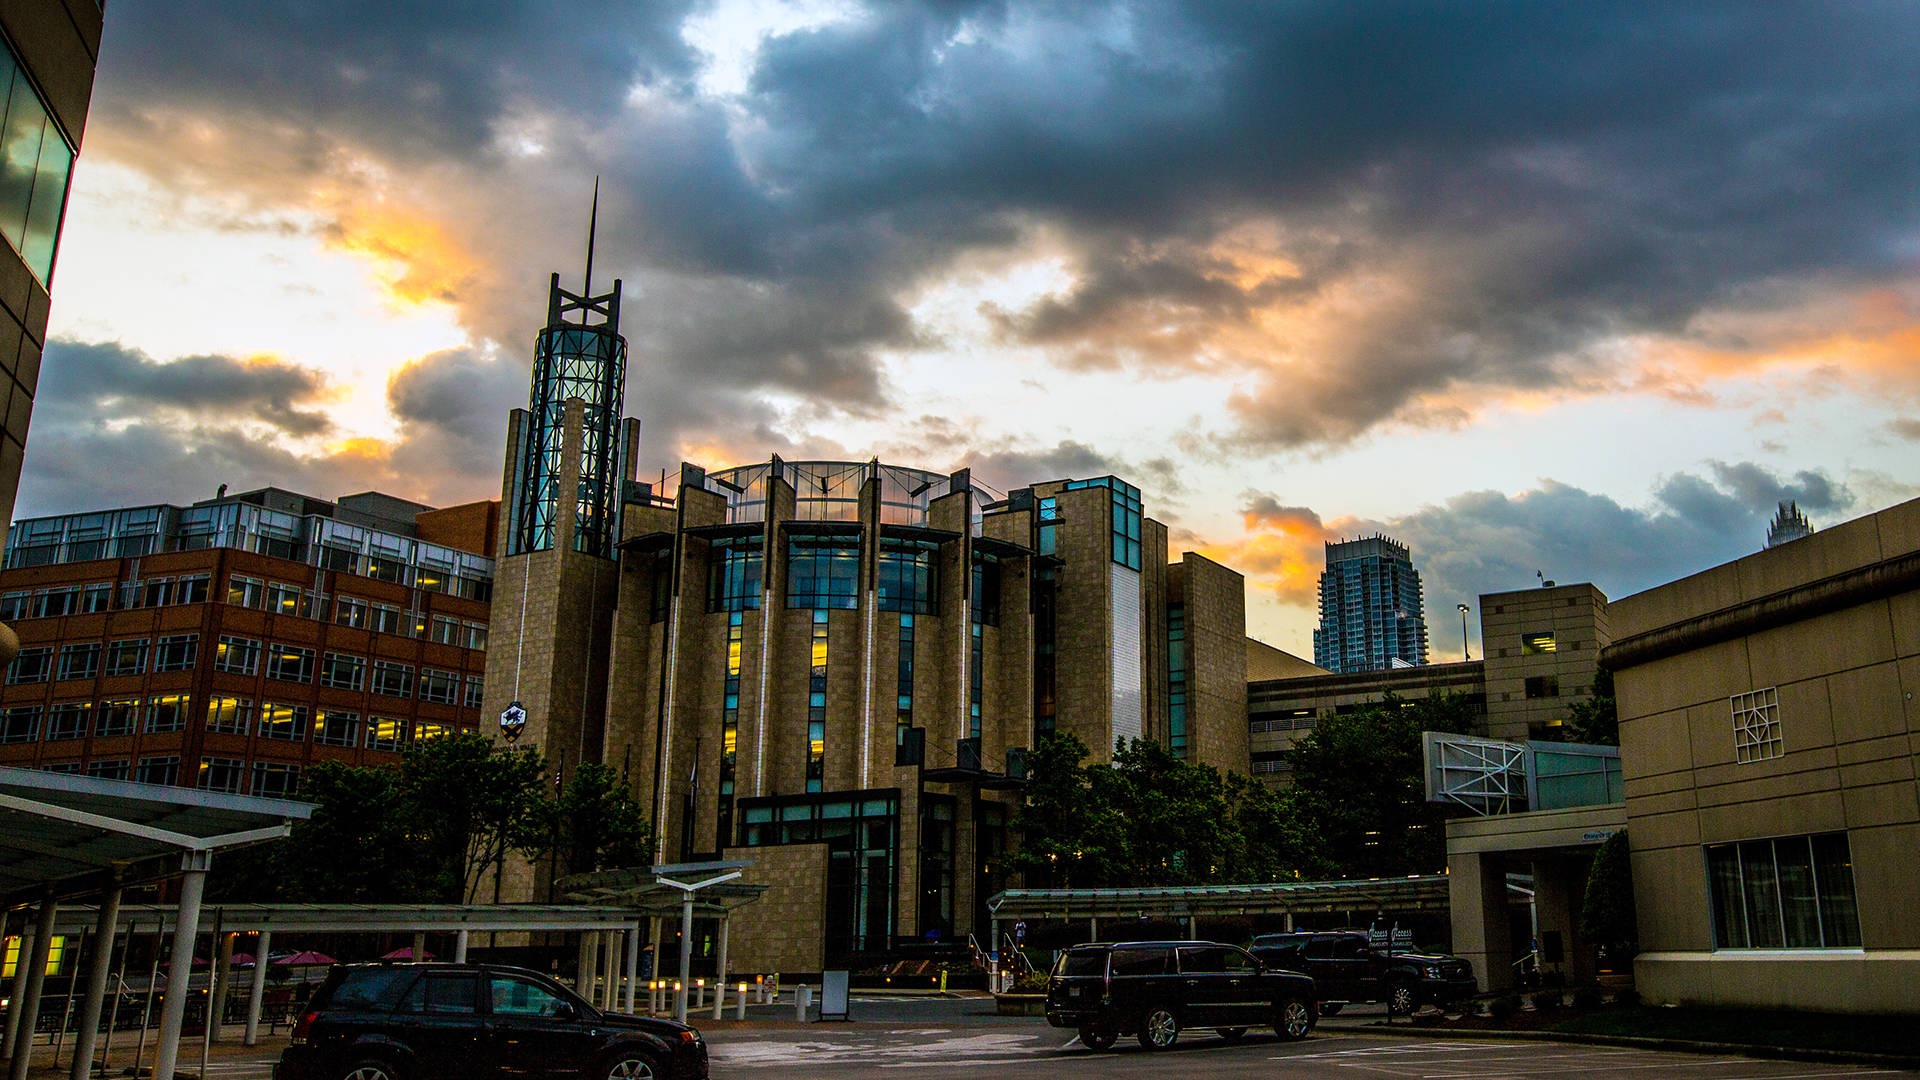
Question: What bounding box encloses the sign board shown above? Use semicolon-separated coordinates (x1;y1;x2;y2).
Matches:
1582;829;1618;844
499;702;528;743
819;970;850;1021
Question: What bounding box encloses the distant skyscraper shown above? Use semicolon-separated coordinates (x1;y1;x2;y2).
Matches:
1313;535;1429;673
1766;500;1814;549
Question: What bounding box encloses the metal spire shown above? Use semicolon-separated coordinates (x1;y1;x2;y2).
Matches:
584;176;599;296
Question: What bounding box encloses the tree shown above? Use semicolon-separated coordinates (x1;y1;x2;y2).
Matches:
554;762;655;876
259;761;430;902
1581;830;1637;955
1003;733;1126;888
1287;701;1453;879
1566;667;1618;745
400;733;552;902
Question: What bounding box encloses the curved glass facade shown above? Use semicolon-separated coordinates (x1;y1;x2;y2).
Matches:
706;461;976;527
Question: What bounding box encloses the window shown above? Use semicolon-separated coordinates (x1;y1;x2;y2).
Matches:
649;552;671;625
251;761;302;799
0;705;40;743
134;755;180;786
227;575;265;608
366;716;409;751
414;721;452;743
1707;832;1860;949
807;610;827;792
38;761;80;773
140;578;175;608
787;537;859;610
462;622;488;651
86;759;129;781
96;698;137;737
197;756;246;794
8;646;51;684
321;652;366;691
1522;631;1557;654
316;710;360;747
46;702;89;740
371;660;414;698
1168;603;1187;759
334;596;369;628
0;592;27;620
464;675;484;710
972;556;1000;626
215;636;260;675
263;582;304;617
1110;947;1172;977
1525;675;1560;699
266;643;315;683
57;642;99;681
399;973;477;1014
369;603;404;635
36;586;81;616
258;703;309;742
104;639;148;677
176;575;210;604
0;38;78;285
420;668;459;704
707;539;764;612
81;583;112;612
429;616;460;646
490;975;570;1018
1732;687;1783;763
155;634;199;672
145;694;189;733
205;696;251;735
1065;476;1142;570
877;539;938;615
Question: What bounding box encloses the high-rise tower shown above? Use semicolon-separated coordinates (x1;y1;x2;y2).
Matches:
1313;534;1429;673
1765;500;1814;549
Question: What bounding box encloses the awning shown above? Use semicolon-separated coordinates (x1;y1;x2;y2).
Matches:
986;875;1454;921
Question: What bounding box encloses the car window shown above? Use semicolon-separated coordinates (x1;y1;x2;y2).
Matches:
1110;948;1171;977
399;974;478;1014
1177;947;1230;973
1330;937;1369;961
325;969;419;1012
1304;937;1335;961
491;975;572;1018
1056;952;1108;977
1221;949;1257;974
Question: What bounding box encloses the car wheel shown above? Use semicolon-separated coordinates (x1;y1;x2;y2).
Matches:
1318;1002;1343;1016
1136;1008;1180;1050
1216;1027;1248;1042
341;1060;403;1080
601;1052;658;1080
1276;999;1314;1041
1078;1025;1116;1051
1387;983;1416;1016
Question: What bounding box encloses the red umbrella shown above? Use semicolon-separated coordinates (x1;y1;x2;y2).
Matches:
278;950;337;966
381;947;433;960
230;953;258;967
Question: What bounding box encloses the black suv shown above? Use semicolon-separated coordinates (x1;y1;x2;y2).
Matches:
1249;932;1477;1015
274;962;707;1080
1045;940;1318;1050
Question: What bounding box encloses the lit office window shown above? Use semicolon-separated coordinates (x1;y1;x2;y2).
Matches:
1521;631;1557;654
0;41;78;285
258;703;309;742
1707;832;1860;949
215;635;260;675
205;696;251;735
196;756;246;795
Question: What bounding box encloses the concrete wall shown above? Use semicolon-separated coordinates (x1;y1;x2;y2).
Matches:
728;843;830;974
1479;583;1610;741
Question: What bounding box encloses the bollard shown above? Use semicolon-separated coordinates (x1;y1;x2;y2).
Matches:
794;984;812;1022
695;978;705;1010
939;969;947;992
755;975;766;1004
736;984;748;1020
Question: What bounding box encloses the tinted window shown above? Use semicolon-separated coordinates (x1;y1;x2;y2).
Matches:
490;976;572;1018
400;974;478;1014
1304;936;1339;961
1178;947;1232;973
1329;937;1369;961
321;968;419;1012
1056;952;1108;977
1220;949;1257;974
1109;948;1171;977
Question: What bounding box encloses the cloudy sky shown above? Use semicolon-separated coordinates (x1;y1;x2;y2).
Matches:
27;0;1920;657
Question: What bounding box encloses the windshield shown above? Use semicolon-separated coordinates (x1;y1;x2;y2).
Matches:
1053;951;1108;977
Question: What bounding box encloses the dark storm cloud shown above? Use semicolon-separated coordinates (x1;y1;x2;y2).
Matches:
80;1;1920;463
38;340;334;435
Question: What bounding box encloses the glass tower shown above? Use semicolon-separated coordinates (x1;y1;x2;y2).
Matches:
1313;534;1429;673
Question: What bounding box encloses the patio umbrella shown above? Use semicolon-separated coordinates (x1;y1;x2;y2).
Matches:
381;947;434;960
230;953;258;967
278;950;337;966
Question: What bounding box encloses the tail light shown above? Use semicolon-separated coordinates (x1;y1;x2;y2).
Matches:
291;1011;319;1045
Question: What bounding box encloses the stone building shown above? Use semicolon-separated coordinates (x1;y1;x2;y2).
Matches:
482;261;1251;970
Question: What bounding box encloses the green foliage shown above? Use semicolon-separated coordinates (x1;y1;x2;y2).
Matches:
1570;984;1605;1009
267;760;428;902
1581;830;1637;955
554;762;655;875
401;734;552;902
1566;667;1618;745
1487;995;1520;1020
1530;988;1563;1010
1286;696;1457;878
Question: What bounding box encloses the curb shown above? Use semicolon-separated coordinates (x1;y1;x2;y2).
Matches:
1357;1022;1920;1069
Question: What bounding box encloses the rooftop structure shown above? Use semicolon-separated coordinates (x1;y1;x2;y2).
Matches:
1765;499;1814;548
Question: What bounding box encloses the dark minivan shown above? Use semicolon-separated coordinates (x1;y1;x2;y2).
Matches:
274;963;707;1080
1045;940;1317;1050
1249;932;1477;1014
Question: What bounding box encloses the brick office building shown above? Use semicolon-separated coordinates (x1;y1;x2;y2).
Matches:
0;488;498;796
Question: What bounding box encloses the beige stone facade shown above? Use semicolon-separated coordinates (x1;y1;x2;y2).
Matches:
1480;582;1611;741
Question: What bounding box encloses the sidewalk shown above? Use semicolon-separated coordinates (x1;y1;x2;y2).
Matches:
5;1024;290;1079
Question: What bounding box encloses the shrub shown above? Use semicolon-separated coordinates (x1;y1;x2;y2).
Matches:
1530;989;1563;1010
1570;985;1604;1009
1487;995;1520;1020
1613;987;1641;1007
1458;997;1484;1016
1011;971;1049;994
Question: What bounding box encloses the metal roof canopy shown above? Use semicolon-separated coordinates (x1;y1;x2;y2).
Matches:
45;903;655;936
555;860;768;918
0;766;314;906
987;875;1454;921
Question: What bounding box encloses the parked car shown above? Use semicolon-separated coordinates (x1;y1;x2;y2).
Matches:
274;962;707;1080
1044;940;1317;1051
1249;932;1476;1015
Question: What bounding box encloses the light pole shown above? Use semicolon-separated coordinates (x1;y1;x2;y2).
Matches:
1458;603;1472;661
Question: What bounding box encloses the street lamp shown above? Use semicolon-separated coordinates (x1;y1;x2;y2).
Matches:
1458;603;1472;661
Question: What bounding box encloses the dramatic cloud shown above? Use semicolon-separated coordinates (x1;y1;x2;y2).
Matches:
36;340;335;435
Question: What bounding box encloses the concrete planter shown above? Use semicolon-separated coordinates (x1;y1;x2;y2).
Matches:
995;993;1047;1016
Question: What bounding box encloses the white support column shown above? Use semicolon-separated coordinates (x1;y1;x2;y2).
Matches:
453;929;469;964
576;933;595;1000
1186;916;1197;939
7;899;58;1080
412;931;427;963
675;897;694;1023
152;852;209;1080
1;909;33;1064
244;929;272;1047
601;931;618;1010
210;928;236;1043
710;917;730;1020
70;887;123;1080
623;926;640;1013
